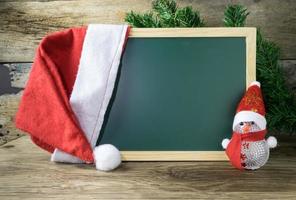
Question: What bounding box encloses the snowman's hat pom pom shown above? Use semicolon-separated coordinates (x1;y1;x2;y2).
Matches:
94;144;121;171
250;81;261;87
222;138;230;149
267;136;277;148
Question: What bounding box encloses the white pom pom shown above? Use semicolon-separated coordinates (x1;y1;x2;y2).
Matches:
94;144;121;171
222;138;230;149
267;136;277;148
250;81;261;87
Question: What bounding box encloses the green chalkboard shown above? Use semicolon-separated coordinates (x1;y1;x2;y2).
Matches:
96;29;256;160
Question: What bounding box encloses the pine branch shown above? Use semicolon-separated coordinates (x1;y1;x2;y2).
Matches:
175;7;205;27
223;4;249;27
256;30;296;133
152;0;177;18
125;0;204;28
125;11;159;28
224;4;296;133
152;0;177;27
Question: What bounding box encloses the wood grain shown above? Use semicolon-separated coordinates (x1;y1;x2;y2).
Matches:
245;27;256;87
121;151;228;161
0;0;296;62
0;64;31;145
0;93;24;145
0;135;295;199
129;27;256;37
282;60;296;92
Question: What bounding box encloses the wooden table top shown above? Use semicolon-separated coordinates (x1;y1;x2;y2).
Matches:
0;135;295;199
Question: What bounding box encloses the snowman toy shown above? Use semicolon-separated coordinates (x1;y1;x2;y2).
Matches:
222;81;277;170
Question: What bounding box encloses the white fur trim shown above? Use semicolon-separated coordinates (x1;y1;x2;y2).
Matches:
267;136;277;148
232;111;266;130
94;144;121;171
51;149;84;163
221;138;230;149
250;81;261;88
51;24;128;163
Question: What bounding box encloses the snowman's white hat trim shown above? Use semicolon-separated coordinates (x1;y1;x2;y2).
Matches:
232;111;266;130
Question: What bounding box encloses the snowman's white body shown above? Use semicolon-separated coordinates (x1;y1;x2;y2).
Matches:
222;81;277;170
240;140;270;170
222;121;277;170
235;122;270;170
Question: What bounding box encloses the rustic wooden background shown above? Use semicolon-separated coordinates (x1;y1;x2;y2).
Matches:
2;0;296;145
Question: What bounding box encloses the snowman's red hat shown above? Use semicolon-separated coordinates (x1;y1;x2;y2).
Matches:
232;81;266;130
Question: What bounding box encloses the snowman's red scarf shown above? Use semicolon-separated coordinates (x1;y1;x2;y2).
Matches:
226;129;267;170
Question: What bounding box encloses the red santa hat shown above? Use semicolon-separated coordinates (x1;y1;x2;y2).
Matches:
232;81;266;131
15;24;130;171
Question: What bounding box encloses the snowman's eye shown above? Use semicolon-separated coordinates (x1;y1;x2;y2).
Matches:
239;122;244;126
251;121;255;125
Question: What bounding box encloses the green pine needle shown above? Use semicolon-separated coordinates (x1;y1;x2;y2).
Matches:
224;4;249;27
152;0;177;17
224;5;296;133
175;7;205;27
152;0;177;27
125;0;204;28
125;11;159;28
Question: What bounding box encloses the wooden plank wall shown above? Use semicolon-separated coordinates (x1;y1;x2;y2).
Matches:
0;0;295;145
1;0;296;62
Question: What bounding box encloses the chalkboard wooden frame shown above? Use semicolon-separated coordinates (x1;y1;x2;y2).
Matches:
114;28;256;161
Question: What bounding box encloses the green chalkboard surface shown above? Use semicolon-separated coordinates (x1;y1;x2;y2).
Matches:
96;28;257;160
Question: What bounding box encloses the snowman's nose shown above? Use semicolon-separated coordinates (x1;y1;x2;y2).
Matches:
242;123;251;133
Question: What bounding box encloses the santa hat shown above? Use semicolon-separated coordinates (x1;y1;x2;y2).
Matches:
232;81;266;130
15;24;130;171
